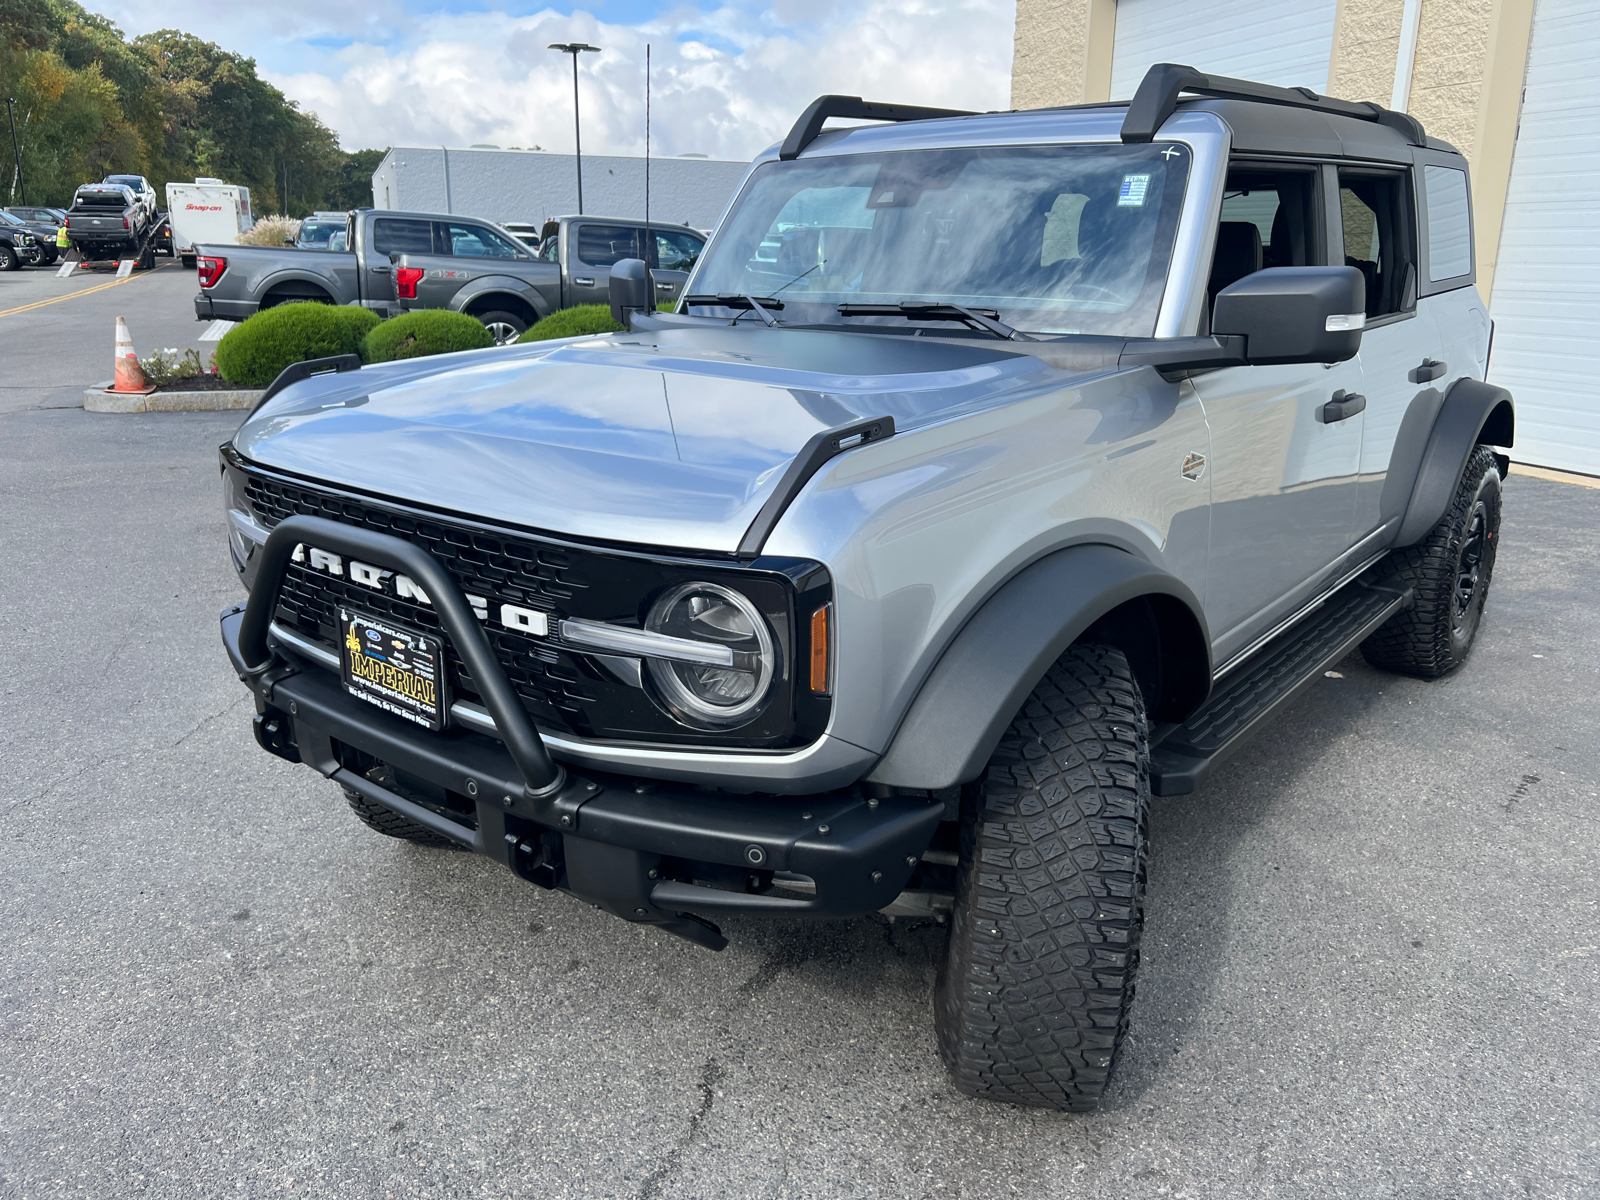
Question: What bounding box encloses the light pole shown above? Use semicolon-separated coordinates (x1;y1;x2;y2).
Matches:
548;42;600;213
5;99;26;206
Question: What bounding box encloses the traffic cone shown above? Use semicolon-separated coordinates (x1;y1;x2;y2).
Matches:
109;316;155;394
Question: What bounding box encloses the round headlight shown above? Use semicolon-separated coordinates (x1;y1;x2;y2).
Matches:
645;582;778;729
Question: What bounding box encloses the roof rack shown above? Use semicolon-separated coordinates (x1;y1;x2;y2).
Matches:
780;96;977;160
1120;63;1426;147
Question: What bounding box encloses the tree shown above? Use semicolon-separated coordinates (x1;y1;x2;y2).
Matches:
0;3;363;214
325;147;386;210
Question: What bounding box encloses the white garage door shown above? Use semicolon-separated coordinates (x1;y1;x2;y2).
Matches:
1487;0;1600;476
1108;0;1340;100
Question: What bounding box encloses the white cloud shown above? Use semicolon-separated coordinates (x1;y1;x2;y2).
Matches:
246;1;1018;158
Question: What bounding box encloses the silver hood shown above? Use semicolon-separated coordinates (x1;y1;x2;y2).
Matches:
233;327;1073;552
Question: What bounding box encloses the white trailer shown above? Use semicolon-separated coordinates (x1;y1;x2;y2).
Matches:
165;180;254;268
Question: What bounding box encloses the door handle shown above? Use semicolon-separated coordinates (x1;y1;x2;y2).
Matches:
574;277;595;286
1318;390;1367;423
656;282;675;291
1409;358;1447;383
369;266;390;274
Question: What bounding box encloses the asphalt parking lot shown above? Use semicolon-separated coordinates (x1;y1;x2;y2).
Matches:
2;268;1597;1198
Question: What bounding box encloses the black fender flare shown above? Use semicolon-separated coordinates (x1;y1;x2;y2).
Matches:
865;544;1211;791
1394;377;1514;546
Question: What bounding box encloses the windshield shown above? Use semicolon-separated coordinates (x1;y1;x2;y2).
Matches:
106;176;145;193
299;220;343;245
0;211;21;226
689;143;1190;337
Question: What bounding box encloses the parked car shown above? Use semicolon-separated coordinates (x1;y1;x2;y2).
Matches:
6;205;66;225
167;180;253;268
499;221;544;250
103;174;158;224
294;212;350;250
193;211;705;343
0;208;59;266
0;222;39;270
218;68;1513;1113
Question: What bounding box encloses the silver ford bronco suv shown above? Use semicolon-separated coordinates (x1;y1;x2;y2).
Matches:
219;66;1514;1111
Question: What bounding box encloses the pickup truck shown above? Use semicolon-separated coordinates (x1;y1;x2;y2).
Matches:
217;68;1514;1113
62;183;168;267
194;210;705;344
392;213;706;342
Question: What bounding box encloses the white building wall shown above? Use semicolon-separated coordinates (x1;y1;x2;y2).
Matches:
368;148;751;230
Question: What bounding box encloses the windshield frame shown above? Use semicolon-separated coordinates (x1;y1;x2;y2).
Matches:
683;140;1193;339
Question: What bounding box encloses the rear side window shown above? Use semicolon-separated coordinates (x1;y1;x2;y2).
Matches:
372;219;433;256
1338;170;1416;319
576;224;640;266
1423;165;1472;281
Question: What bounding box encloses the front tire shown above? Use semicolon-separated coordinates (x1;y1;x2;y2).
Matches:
341;777;455;848
0;245;18;271
935;643;1150;1111
1360;445;1502;677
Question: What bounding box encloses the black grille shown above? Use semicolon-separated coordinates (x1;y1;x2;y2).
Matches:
238;468;828;749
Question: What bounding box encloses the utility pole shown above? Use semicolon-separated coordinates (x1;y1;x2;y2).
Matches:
645;45;651;232
548;42;600;213
6;99;26;206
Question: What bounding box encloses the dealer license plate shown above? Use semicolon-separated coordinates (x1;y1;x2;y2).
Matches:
338;608;447;731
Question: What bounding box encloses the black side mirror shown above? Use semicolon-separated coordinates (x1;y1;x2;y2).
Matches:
1213;266;1366;365
284;236;295;246
609;258;652;329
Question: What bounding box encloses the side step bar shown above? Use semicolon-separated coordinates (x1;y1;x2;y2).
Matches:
1150;581;1413;796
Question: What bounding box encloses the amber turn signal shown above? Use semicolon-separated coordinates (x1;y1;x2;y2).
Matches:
809;604;831;695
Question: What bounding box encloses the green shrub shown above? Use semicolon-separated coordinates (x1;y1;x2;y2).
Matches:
361;310;494;363
517;304;625;343
328;305;381;342
214;302;365;386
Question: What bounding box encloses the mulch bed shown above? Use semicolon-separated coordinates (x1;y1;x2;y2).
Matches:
151;374;251;392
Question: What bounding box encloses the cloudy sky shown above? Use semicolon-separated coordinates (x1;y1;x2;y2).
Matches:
91;0;1017;160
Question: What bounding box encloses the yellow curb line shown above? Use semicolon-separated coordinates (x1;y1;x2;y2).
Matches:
0;261;178;320
1509;463;1600;491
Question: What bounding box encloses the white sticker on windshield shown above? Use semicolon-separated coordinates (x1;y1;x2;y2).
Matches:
1118;174;1152;207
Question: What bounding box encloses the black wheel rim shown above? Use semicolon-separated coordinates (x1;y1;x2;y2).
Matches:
1452;499;1487;636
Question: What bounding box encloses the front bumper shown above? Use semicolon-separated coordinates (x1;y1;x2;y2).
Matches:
219;513;942;949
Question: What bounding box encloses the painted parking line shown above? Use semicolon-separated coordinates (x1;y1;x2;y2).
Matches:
199;319;236;341
0;261;178;320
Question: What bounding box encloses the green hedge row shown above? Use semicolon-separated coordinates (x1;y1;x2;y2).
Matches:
215;300;684;388
215;304;495;386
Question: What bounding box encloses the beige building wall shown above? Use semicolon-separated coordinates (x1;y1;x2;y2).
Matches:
1010;0;1539;299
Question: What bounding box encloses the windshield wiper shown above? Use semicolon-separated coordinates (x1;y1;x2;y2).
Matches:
836;302;1033;341
683;293;784;327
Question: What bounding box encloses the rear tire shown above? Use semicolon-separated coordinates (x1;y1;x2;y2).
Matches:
475;309;529;345
181;254;196;270
1360;445;1502;678
341;782;456;848
935;643;1150;1111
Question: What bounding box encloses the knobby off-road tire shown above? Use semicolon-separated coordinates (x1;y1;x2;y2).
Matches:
1361;444;1502;678
935;643;1150;1111
340;783;455;848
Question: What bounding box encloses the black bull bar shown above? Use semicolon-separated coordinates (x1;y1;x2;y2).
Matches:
225;515;943;950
